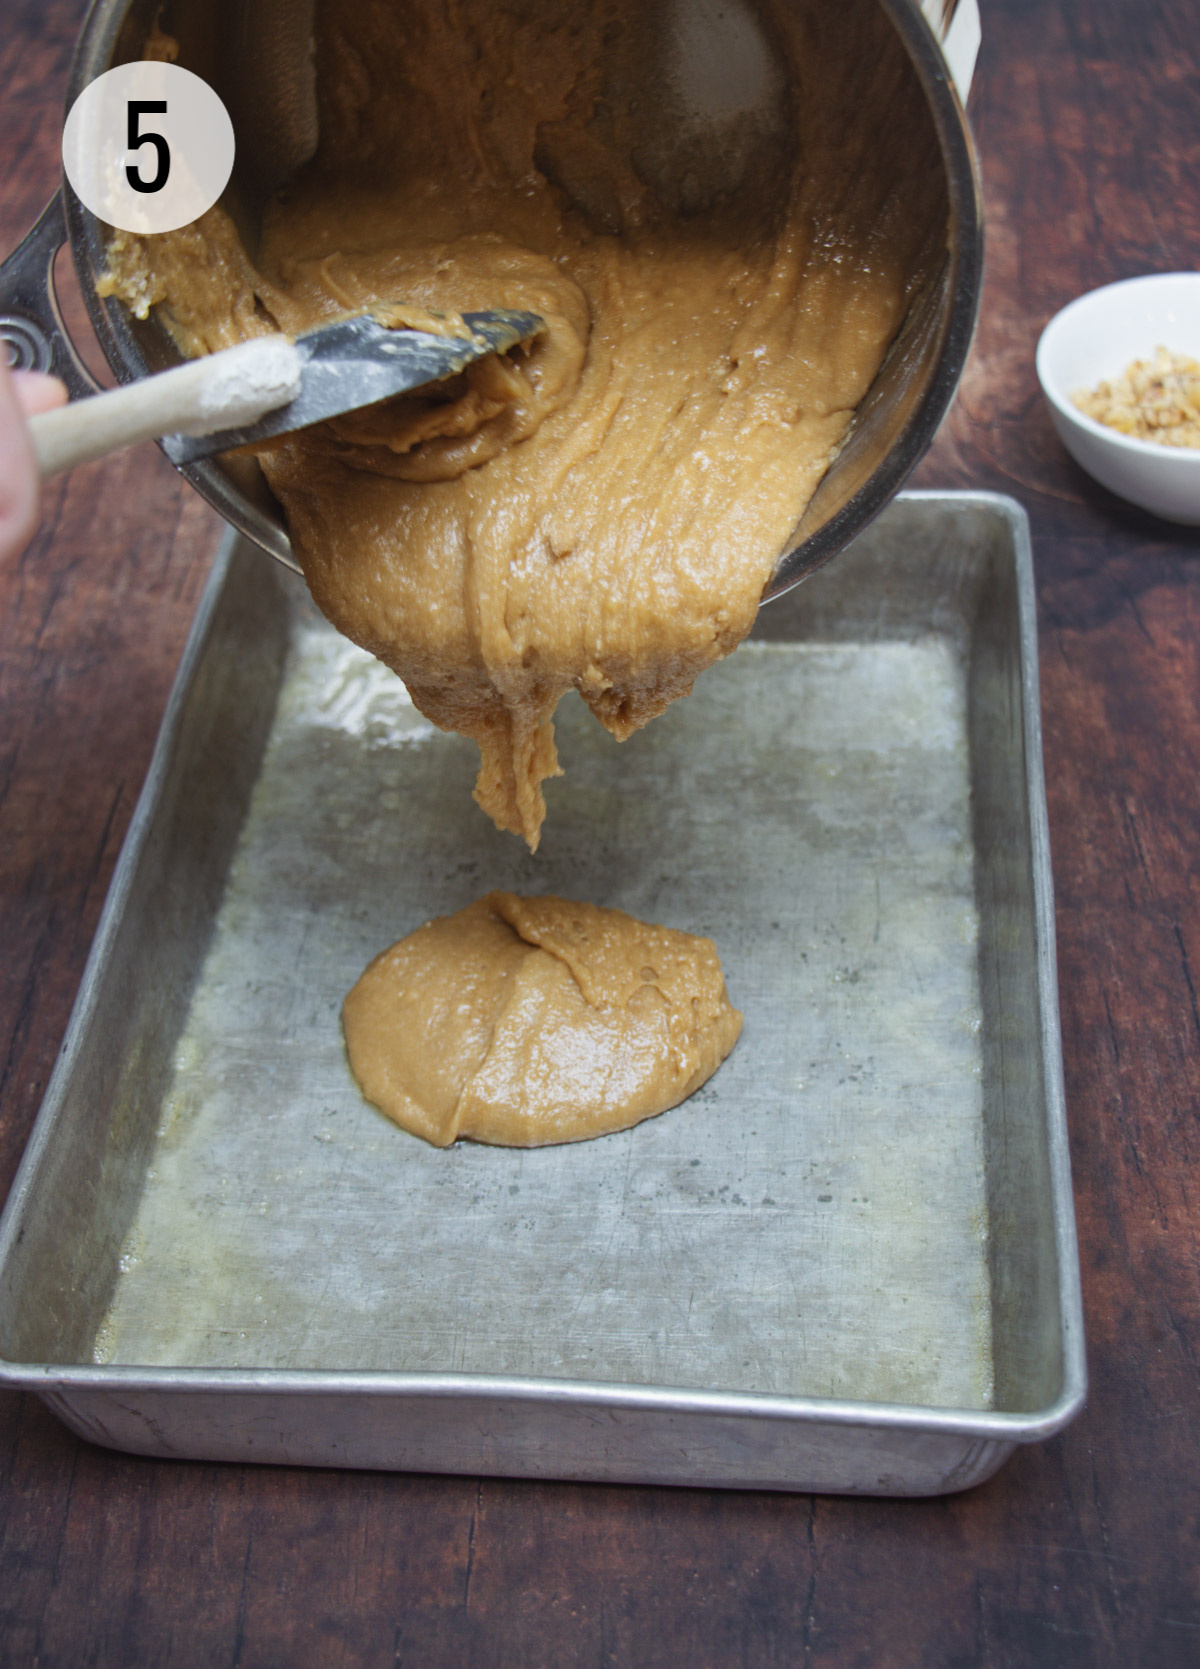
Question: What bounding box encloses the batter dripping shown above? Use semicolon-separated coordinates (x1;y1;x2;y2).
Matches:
103;0;947;849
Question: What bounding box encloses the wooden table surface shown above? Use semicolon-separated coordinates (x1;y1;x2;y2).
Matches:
2;2;1198;1663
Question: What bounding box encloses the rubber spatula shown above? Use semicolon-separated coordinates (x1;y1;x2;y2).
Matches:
28;309;543;478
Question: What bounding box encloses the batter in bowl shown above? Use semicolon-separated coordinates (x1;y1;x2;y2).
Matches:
105;0;947;847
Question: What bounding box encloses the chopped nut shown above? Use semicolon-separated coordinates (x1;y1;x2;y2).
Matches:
1073;346;1200;449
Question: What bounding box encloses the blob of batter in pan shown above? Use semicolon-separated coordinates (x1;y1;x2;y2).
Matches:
342;893;742;1146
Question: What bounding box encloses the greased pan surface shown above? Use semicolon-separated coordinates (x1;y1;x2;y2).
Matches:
0;493;1085;1494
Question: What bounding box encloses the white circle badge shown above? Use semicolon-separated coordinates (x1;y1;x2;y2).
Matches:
62;62;235;235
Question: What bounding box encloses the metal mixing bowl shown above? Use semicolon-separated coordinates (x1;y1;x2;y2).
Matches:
0;0;981;597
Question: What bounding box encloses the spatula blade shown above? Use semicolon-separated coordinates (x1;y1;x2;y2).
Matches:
164;309;543;465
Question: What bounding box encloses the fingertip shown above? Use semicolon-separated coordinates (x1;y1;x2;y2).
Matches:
0;361;45;562
11;370;69;416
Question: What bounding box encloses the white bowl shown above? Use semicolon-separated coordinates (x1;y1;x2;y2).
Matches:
1036;272;1200;523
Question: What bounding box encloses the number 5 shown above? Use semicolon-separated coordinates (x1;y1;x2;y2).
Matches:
126;101;170;194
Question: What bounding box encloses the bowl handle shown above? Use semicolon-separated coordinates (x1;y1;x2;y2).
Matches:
0;194;101;402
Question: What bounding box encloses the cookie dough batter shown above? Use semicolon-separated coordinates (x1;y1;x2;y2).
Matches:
342;893;741;1146
105;0;946;847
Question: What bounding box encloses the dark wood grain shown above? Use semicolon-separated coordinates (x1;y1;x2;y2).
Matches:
2;1;1199;1664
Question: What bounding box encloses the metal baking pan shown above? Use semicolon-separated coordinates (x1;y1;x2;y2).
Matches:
0;491;1085;1495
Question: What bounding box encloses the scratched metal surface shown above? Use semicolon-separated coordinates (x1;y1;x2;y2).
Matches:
87;519;995;1411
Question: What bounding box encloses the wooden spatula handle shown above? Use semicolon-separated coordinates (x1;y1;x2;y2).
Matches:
28;336;302;479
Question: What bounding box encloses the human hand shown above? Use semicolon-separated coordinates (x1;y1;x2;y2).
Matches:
0;360;68;562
